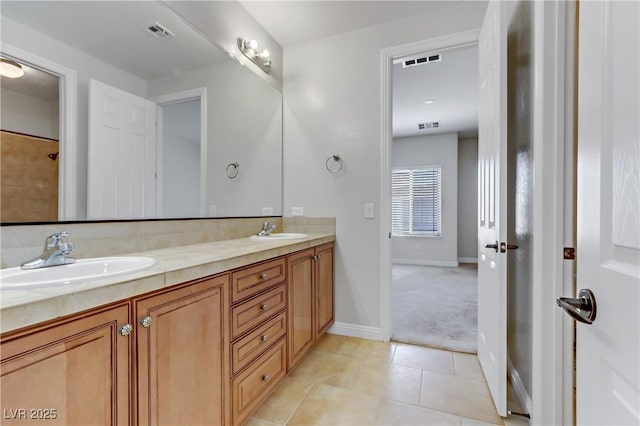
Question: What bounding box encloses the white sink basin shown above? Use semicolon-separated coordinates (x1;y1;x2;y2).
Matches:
250;233;308;240
0;256;156;289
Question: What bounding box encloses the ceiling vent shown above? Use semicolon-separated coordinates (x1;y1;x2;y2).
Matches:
418;121;440;130
402;53;442;68
146;22;175;39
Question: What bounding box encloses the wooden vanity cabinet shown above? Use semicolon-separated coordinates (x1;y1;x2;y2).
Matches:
0;303;132;426
315;243;335;336
287;248;315;369
134;274;230;426
0;241;334;426
229;258;288;425
287;243;335;370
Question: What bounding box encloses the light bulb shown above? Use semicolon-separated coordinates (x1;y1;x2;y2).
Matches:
246;39;258;50
260;49;270;59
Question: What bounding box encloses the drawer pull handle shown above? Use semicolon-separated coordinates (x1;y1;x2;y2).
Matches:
259;273;267;280
260;303;268;311
261;334;269;342
140;316;153;328
119;324;133;337
262;374;270;382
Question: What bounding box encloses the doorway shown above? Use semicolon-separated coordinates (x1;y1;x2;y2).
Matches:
388;43;479;354
0;44;77;220
153;87;207;218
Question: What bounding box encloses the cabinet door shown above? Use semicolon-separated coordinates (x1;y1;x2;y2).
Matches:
0;303;131;426
135;275;230;426
315;243;334;337
287;249;315;370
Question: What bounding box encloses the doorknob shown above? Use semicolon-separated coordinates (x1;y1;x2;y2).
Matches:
556;289;597;324
484;241;499;252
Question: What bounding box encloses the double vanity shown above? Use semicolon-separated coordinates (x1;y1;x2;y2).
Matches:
0;223;335;425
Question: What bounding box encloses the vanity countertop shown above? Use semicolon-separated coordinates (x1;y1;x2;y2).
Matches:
0;233;335;334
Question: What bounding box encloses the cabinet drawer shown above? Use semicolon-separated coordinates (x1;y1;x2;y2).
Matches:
232;311;287;375
232;338;286;424
231;284;287;339
232;258;286;303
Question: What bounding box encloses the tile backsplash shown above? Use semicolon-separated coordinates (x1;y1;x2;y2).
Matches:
0;217;335;269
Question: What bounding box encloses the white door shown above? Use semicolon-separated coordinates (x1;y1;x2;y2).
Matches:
574;1;640;424
88;79;156;219
477;0;507;417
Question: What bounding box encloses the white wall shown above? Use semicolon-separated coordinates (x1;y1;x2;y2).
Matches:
458;136;479;261
161;100;201;218
0;88;59;139
1;17;148;219
391;133;459;266
148;61;282;217
283;2;487;331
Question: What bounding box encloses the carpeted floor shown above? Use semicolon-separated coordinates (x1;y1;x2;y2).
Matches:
391;263;478;354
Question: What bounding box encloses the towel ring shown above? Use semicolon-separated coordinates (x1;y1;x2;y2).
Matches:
325;155;344;174
226;162;239;178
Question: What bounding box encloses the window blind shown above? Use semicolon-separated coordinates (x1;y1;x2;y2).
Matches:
392;166;442;236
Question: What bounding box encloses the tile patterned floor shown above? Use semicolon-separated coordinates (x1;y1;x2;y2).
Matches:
245;334;529;426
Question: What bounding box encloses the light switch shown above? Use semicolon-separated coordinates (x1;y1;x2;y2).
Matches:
291;207;304;216
364;203;374;219
209;205;217;216
262;207;274;215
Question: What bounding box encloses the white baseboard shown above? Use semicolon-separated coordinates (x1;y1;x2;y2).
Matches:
507;356;533;415
328;322;382;341
392;258;459;267
457;257;478;264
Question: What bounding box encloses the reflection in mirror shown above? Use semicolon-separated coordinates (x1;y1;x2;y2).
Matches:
0;0;282;223
1;65;60;222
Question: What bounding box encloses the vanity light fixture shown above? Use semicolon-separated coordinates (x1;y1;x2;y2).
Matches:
237;37;272;74
0;58;24;78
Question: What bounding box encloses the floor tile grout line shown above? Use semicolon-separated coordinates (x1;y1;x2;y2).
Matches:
281;382;317;425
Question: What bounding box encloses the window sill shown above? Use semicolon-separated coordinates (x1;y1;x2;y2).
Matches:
392;234;443;239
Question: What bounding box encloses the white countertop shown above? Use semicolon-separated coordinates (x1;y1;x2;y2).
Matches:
0;233;335;334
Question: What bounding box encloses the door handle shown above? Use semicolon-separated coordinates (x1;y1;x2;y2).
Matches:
484;241;499;252
556;289;597;324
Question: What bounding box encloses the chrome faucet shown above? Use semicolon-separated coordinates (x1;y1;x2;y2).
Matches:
21;232;76;269
257;221;277;236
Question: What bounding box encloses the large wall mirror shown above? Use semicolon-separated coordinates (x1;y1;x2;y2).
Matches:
0;1;282;223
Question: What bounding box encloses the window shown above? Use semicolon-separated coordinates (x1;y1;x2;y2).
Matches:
392;166;442;236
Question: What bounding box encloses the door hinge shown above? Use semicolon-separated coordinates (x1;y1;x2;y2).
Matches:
563;247;576;260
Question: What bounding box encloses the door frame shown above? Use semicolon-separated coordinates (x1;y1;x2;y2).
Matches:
0;43;78;220
379;29;479;341
530;1;576;425
152;87;208;217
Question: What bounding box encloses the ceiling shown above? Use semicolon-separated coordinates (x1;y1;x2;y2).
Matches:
240;1;457;48
393;44;478;138
1;64;59;101
1;1;229;81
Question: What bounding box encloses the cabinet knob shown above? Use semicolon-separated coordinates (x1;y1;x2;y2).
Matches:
140;316;153;328
119;324;133;336
313;255;319;260
259;272;267;280
262;374;270;382
260;303;268;311
261;334;269;342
